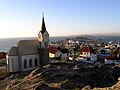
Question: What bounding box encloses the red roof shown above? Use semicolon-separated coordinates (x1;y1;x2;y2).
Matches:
80;47;94;54
0;52;6;60
105;54;117;60
49;46;58;54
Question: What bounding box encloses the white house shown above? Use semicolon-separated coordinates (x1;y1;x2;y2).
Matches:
6;14;49;74
79;47;96;61
49;46;62;59
49;47;69;61
57;47;69;61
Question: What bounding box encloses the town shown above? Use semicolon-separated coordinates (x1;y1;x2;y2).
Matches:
0;35;120;71
49;35;120;66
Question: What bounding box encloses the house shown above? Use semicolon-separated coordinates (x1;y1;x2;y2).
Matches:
105;54;120;64
79;47;96;61
49;47;69;61
49;46;58;58
6;14;49;74
117;47;120;58
57;47;69;61
49;46;62;60
96;49;110;58
0;52;7;64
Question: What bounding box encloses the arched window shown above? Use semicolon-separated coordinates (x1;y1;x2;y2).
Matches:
24;59;27;68
34;58;38;67
29;59;33;68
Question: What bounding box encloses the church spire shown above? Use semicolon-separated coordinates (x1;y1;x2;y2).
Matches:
41;13;46;34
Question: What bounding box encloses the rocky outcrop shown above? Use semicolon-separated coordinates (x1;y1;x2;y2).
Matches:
6;64;120;90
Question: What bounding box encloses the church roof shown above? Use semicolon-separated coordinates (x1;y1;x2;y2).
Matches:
7;46;18;56
17;40;39;55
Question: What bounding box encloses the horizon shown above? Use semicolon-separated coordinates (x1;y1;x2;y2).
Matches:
0;32;120;39
0;0;120;38
0;33;120;52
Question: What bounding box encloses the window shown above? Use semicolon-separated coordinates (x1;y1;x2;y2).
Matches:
60;54;62;58
83;52;86;55
29;59;33;68
24;59;27;68
34;58;38;67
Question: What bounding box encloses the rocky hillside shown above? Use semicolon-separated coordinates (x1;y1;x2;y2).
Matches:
4;63;120;90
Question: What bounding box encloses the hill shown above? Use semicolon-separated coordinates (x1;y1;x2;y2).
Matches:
1;63;120;90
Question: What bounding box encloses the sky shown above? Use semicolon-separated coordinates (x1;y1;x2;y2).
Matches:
0;0;120;38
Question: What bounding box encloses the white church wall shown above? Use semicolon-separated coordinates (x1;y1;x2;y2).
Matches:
6;55;19;72
42;31;49;48
43;31;49;42
21;54;39;71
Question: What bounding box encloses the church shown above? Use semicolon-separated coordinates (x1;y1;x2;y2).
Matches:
6;14;49;73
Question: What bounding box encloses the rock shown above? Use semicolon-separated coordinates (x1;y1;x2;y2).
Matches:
118;77;120;81
0;75;6;80
34;83;49;90
4;64;120;90
82;85;91;90
24;68;40;79
6;79;20;90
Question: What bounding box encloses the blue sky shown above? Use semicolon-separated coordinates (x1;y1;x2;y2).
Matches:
0;0;120;38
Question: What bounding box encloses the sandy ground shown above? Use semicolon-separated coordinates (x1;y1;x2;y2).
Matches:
0;65;6;76
0;65;8;90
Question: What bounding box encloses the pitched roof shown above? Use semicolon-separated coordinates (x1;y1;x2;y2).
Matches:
105;54;117;60
7;46;18;56
0;52;7;59
17;40;39;55
49;46;58;54
80;47;95;54
57;47;69;54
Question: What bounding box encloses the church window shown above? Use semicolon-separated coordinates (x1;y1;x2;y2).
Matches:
23;59;27;68
29;59;33;68
34;58;38;67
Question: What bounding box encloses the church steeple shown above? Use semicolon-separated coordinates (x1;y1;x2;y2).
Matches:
38;13;49;67
41;13;46;34
38;13;49;48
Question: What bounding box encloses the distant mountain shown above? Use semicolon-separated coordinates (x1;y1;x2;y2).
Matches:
86;33;120;36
